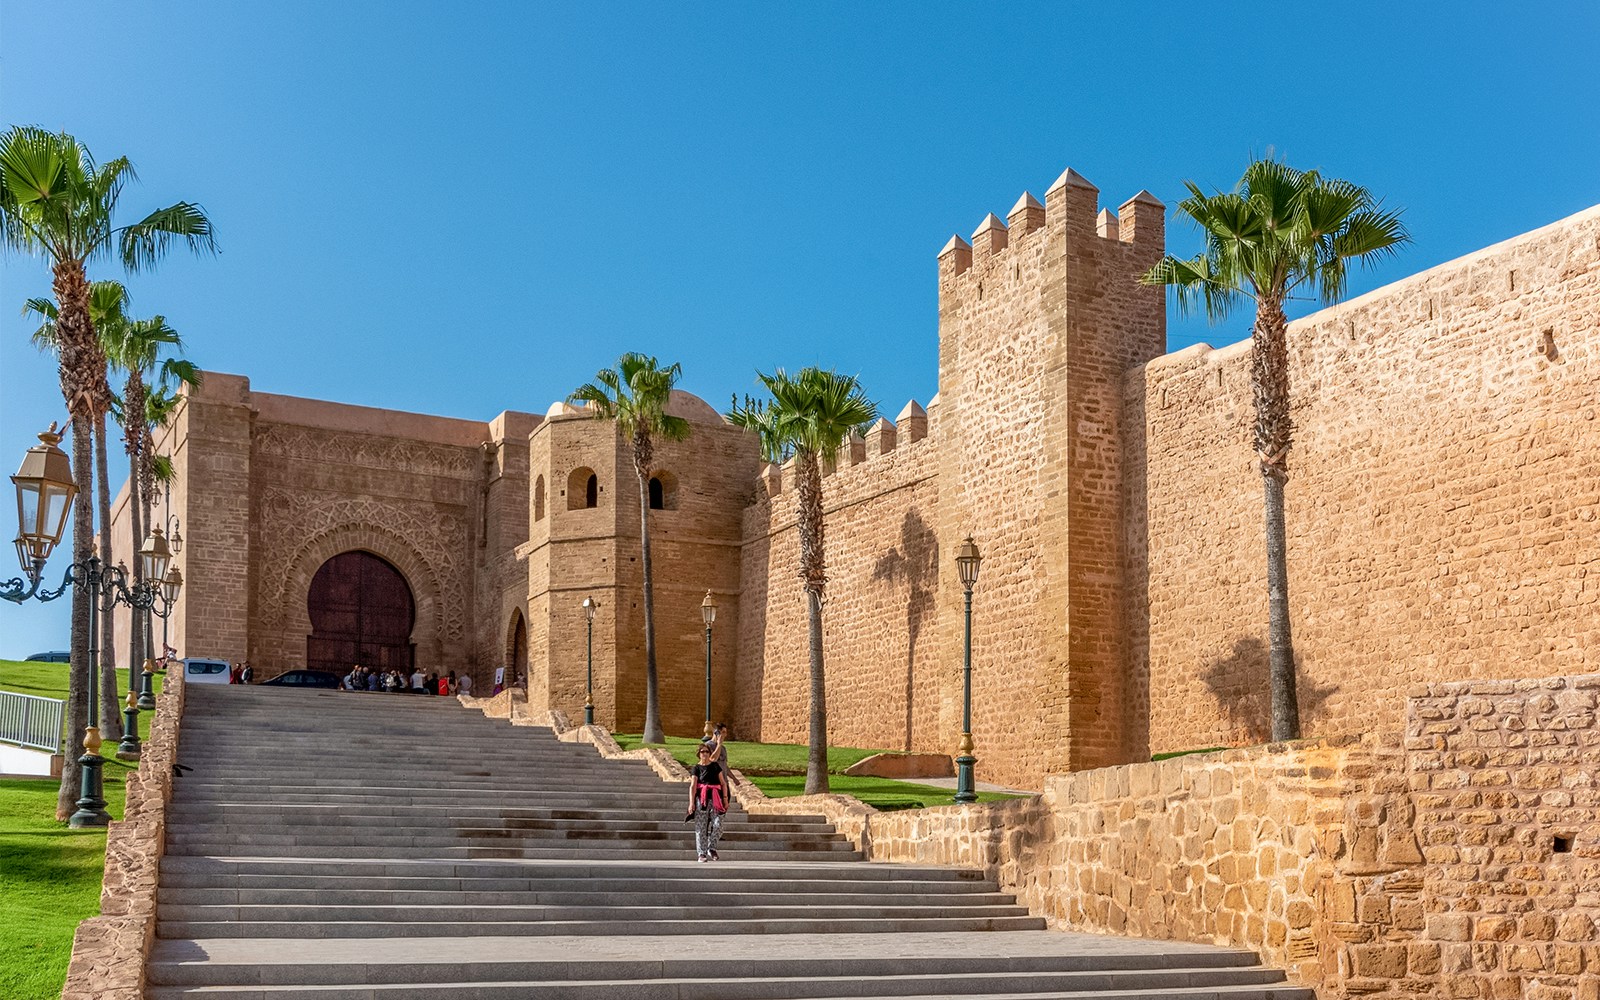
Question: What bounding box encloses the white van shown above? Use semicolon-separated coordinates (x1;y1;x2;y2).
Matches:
182;658;232;685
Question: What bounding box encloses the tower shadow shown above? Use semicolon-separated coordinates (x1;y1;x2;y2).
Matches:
871;508;938;750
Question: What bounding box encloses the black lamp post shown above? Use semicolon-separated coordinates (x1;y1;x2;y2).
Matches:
139;509;181;710
700;590;717;738
116;526;174;759
3;425;181;826
954;536;982;804
582;596;597;725
141;564;182;710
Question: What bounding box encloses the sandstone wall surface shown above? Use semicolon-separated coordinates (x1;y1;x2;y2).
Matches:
735;416;943;755
526;393;756;736
1126;206;1600;755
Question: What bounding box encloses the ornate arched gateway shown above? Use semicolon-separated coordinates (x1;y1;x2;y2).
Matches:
306;550;416;674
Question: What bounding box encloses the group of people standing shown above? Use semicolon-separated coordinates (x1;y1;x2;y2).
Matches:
228;661;254;684
340;665;474;697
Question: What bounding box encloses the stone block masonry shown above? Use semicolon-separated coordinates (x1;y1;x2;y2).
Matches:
1127;205;1600;759
105;173;1599;795
761;673;1598;1000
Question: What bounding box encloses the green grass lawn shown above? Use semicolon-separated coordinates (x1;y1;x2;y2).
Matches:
0;657;155;1000
0;656;165;744
613;732;1022;809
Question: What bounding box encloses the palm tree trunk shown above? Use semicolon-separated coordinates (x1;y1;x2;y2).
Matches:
51;259;99;820
95;413;122;742
637;455;664;744
128;468;146;707
59;416;93;819
1251;296;1300;741
795;453;829;794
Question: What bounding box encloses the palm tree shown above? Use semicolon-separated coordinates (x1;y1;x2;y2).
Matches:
25;281;133;740
1142;157;1408;741
569;354;691;744
729;368;876;793
1;126;216;817
107;315;196;693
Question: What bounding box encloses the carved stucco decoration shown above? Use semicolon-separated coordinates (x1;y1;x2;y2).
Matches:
254;424;479;480
254;489;471;663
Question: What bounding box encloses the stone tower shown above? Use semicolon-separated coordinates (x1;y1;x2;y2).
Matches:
934;168;1167;775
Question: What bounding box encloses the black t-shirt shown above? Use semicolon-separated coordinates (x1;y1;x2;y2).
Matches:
691;762;724;786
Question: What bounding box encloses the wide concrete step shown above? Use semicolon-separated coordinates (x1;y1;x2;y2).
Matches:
159;886;1020;906
165;804;829;830
163;817;836;837
155;858;987;883
164;846;864;863
156;914;1049;939
147;977;1305;1000
167;787;689;806
162;824;851;845
170;772;678;791
158;901;1035;924
157;870;996;893
148;948;1264;985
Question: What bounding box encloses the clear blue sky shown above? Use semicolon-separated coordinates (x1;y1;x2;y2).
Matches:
3;2;1597;655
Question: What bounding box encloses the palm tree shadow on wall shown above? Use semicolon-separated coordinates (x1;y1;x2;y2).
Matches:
871;509;938;751
1202;638;1338;745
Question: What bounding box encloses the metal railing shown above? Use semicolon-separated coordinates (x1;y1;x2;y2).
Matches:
0;690;65;753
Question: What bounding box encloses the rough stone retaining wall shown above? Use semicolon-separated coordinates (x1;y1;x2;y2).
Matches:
61;667;187;1000
727;674;1600;999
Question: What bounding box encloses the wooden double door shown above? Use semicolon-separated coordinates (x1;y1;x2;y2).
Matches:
306;550;415;674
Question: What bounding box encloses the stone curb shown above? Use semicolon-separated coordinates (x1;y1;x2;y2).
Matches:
61;666;189;1000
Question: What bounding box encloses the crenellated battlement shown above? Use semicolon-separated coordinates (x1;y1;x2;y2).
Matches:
937;166;1165;281
754;397;938;501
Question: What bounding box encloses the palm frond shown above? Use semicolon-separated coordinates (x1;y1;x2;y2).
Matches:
118;201;218;272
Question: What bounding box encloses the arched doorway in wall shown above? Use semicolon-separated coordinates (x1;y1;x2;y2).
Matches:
306;550;416;674
507;608;528;686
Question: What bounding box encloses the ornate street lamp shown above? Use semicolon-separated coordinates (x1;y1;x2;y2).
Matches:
141;564;183;709
700;590;718;738
954;536;983;804
8;425;76;589
582;596;597;725
3;428;180;825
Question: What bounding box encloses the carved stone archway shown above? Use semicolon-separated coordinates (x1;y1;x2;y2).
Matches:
272;521;450;671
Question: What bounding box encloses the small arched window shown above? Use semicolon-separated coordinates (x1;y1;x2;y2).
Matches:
533;476;546;522
567;467;599;510
648;470;678;510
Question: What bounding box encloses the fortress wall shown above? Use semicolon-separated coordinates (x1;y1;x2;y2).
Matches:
735;412;943;754
525;412;624;727
608;417;760;737
471;410;539;690
1126;205;1600;754
929;172;1167;785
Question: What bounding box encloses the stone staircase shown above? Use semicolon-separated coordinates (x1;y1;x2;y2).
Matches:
145;685;1312;998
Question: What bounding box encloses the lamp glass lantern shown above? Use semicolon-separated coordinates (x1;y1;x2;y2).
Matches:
583;596;597;621
138;527;173;584
169;520;183;555
956;536;982;591
11;426;77;571
700;590;717;626
161;565;184;604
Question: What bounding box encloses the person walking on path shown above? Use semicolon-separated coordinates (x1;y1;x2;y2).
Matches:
686;743;729;862
458;672;473;697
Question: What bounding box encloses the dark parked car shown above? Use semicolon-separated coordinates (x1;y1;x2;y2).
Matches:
25;650;71;663
261;669;342;689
